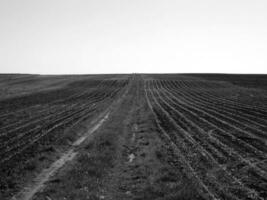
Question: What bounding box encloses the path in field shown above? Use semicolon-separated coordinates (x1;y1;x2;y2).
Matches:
31;75;202;200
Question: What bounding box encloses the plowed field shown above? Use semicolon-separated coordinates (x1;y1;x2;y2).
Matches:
0;74;266;200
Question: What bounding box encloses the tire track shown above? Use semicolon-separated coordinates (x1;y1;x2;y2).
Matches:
11;111;110;200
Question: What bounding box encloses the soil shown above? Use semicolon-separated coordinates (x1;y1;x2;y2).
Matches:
0;74;266;200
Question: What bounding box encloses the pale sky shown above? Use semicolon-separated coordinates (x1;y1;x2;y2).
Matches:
0;0;267;74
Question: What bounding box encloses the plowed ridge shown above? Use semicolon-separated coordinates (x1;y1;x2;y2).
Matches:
144;76;267;200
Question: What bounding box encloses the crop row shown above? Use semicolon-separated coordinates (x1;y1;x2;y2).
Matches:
0;80;122;133
0;79;128;165
145;79;267;200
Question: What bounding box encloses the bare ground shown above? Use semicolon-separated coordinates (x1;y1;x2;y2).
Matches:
1;74;266;200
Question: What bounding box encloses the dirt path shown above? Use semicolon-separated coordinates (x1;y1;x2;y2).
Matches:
30;75;201;200
99;76;201;200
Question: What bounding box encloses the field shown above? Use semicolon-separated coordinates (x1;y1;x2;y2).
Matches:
0;74;266;200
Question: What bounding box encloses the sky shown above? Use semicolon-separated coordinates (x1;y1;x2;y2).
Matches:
0;0;267;74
